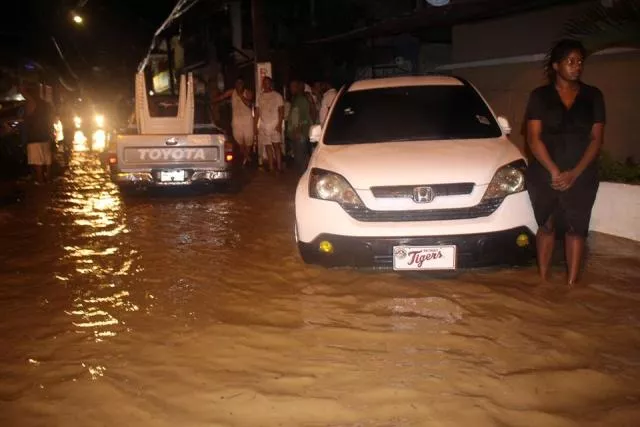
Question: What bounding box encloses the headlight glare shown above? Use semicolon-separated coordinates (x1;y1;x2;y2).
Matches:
309;168;364;208
483;160;527;200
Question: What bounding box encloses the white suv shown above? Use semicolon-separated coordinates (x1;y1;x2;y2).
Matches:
294;75;538;271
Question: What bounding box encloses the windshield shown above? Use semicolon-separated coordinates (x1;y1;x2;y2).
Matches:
323;85;502;145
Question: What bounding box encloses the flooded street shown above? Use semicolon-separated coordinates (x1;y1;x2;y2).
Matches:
1;153;640;427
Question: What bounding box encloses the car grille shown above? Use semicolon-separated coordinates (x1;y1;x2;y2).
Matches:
370;183;474;198
343;197;504;222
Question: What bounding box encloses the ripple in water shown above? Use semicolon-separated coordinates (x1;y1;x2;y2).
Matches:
52;154;140;342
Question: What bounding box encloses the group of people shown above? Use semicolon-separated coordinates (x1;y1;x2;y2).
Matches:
214;75;337;173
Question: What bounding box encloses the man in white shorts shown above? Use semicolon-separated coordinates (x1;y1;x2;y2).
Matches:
21;84;54;184
255;76;284;172
214;78;254;166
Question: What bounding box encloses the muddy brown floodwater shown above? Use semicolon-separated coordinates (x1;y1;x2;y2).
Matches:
1;153;639;427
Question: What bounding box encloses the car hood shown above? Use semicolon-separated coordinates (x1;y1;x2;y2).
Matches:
311;138;520;189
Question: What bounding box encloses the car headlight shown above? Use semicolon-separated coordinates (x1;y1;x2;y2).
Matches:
309;168;365;208
482;160;527;200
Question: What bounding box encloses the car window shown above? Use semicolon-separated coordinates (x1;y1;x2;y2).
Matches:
323;85;502;145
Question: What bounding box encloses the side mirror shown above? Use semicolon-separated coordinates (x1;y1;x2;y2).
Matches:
309;124;322;143
497;116;511;135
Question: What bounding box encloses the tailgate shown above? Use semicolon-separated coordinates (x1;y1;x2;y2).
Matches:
116;134;226;169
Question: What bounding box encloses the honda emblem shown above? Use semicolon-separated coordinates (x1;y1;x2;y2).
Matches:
412;186;435;203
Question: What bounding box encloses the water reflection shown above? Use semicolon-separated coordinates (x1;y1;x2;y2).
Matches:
1;153;639;426
52;152;139;342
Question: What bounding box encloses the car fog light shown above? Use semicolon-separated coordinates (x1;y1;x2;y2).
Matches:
516;234;530;248
319;241;334;254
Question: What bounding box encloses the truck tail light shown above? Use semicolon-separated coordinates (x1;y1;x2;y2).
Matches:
224;141;234;163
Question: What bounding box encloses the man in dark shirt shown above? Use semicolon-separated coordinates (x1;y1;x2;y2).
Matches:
21;84;54;184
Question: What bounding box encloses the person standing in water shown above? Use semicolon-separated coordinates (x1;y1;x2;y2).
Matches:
286;80;313;173
255;76;284;172
21;84;55;184
214;78;254;166
525;39;606;286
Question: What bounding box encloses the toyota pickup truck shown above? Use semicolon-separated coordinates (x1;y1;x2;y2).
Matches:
106;73;237;190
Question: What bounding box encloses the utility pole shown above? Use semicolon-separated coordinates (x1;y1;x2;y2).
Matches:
251;0;271;166
251;0;269;63
251;0;270;95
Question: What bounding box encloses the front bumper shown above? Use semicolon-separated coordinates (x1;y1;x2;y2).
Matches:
298;227;535;269
111;169;232;187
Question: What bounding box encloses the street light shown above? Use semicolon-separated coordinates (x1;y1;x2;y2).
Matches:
72;13;84;25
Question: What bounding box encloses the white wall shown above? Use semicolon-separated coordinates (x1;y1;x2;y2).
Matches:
591;182;640;241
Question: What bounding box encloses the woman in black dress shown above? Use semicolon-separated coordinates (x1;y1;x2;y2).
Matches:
525;39;605;286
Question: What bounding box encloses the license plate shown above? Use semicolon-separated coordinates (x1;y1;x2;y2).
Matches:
160;170;186;182
392;245;457;271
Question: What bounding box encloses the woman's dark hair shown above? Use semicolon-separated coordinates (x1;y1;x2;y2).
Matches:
545;39;587;82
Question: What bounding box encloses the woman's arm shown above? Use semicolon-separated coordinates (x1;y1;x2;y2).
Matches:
554;122;604;191
212;89;233;103
239;90;253;108
527;119;561;179
575;122;604;177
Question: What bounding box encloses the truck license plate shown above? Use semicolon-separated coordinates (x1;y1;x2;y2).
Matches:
392;246;457;271
160;170;186;182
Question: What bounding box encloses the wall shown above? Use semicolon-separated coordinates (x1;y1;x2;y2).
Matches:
591;183;640;242
445;2;640;161
452;2;594;63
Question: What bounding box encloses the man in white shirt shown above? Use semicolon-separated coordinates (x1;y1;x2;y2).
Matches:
214;78;254;165
313;81;338;125
303;83;319;122
255;76;284;172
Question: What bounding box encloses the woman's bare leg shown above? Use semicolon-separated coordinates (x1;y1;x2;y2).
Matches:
565;234;585;286
536;217;555;281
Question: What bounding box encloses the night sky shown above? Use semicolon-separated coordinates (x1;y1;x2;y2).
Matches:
2;0;177;62
0;0;407;99
1;0;178;97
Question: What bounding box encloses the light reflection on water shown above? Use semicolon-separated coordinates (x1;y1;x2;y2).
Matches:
52;153;138;342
